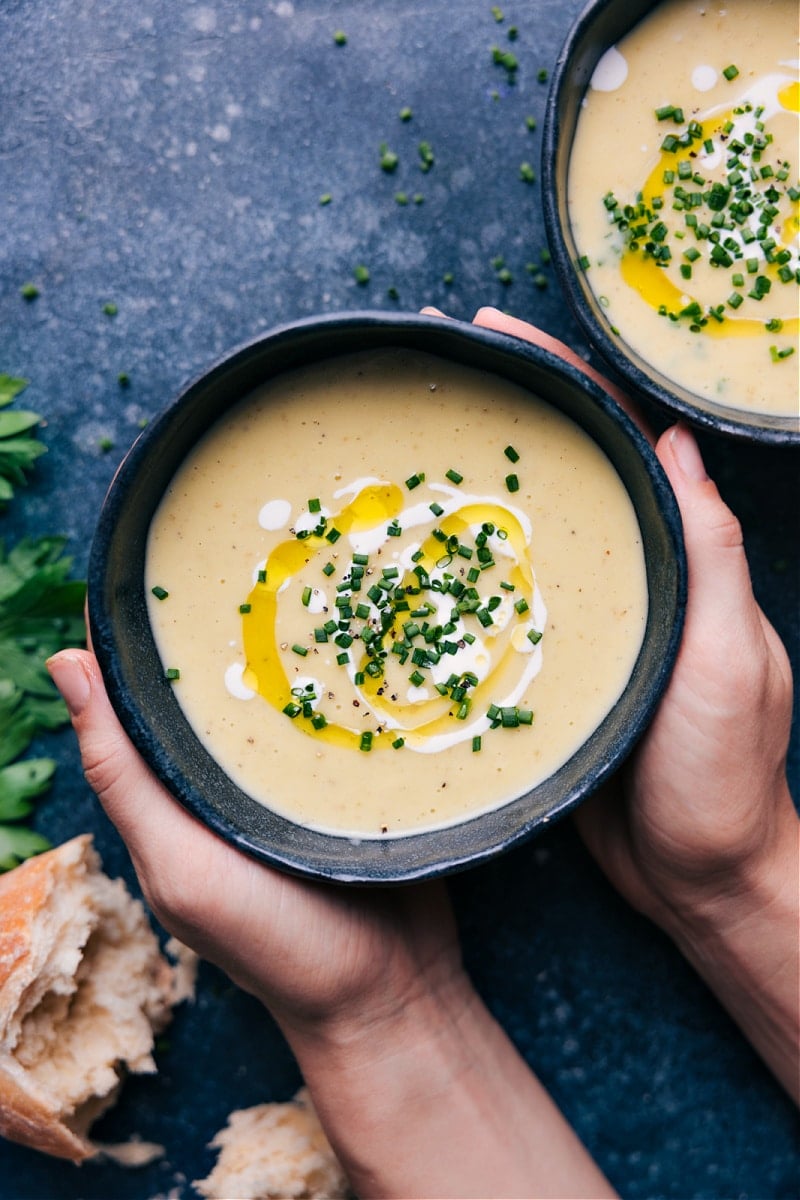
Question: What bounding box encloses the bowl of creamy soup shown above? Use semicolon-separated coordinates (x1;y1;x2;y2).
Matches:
543;0;799;443
88;312;686;883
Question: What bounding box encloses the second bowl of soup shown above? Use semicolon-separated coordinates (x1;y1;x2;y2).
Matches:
543;0;799;443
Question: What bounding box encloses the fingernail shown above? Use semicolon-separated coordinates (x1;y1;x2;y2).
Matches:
670;424;708;482
47;653;91;717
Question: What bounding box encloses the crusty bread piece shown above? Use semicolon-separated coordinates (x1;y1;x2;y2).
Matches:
194;1087;351;1200
0;834;187;1163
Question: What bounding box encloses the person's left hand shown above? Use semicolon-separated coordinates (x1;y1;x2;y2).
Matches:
47;649;465;1043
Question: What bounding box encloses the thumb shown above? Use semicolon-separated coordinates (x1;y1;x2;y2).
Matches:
46;649;189;853
657;424;759;633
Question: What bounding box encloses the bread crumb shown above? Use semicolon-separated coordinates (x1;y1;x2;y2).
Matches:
194;1087;350;1199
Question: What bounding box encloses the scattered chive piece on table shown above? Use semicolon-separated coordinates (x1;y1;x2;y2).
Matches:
20;283;39;301
319;193;332;205
525;115;537;132
380;143;399;172
399;106;413;121
117;372;130;386
519;162;536;184
333;30;347;45
353;264;370;285
418;141;435;172
102;302;118;316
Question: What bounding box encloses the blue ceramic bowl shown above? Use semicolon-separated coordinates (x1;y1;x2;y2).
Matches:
88;312;686;884
542;0;800;446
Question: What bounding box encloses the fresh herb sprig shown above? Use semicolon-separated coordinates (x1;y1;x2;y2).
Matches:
0;376;47;506
0;382;87;869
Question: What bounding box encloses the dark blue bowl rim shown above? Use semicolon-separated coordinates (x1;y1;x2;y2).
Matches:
88;310;687;885
541;0;800;446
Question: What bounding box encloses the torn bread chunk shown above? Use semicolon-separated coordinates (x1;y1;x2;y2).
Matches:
0;834;190;1162
195;1087;351;1200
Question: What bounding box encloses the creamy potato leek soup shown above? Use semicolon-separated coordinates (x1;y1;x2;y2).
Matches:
568;0;799;417
146;350;647;837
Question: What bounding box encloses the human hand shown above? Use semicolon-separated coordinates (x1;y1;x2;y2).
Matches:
469;307;795;923
45;649;465;1044
471;307;798;1100
47;646;619;1198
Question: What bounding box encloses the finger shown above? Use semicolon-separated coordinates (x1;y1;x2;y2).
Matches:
46;649;201;858
656;424;761;635
471;306;649;435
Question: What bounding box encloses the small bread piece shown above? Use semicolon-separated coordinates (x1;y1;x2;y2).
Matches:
194;1087;350;1200
0;834;183;1162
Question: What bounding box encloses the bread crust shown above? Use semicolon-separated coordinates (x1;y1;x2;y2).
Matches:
0;835;179;1163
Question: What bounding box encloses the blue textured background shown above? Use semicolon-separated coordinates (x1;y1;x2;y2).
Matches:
1;2;798;1198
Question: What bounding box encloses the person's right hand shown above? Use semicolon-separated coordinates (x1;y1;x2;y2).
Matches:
470;307;799;1102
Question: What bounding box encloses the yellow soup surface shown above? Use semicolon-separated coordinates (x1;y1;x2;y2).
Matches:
146;349;648;837
568;0;799;417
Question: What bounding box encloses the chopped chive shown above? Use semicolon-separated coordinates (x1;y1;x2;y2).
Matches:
311;712;327;731
393;736;405;749
239;602;251;614
472;735;482;752
505;473;520;493
165;667;180;681
504;444;520;462
527;628;542;645
359;731;373;752
301;586;312;606
445;468;463;484
405;472;424;489
292;644;309;657
151;585;169;600
308;497;321;513
722;64;739;80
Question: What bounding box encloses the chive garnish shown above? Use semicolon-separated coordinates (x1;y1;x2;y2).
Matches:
239;603;251;614
504;445;519;462
445;468;463;484
165;667;180;681
505;473;520;493
151;585;169;600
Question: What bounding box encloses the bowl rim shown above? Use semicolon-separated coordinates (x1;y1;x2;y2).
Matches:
541;0;800;446
88;310;687;884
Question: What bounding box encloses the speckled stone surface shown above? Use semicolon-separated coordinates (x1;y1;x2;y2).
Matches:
1;2;798;1198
